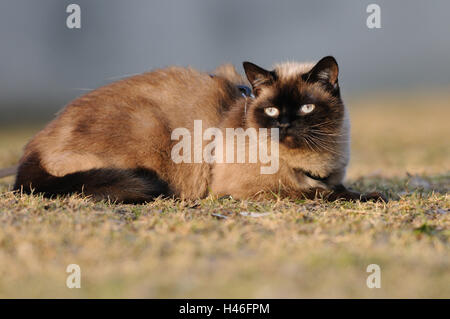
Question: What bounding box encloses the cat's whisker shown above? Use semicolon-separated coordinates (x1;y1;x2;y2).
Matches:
313;137;344;150
309;130;346;137
306;135;329;152
304;136;317;152
304;136;325;154
307;134;335;143
303;135;320;153
309;120;337;128
305;134;344;156
310;135;347;144
308;127;344;133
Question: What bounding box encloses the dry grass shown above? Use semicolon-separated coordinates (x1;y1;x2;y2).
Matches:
0;91;449;298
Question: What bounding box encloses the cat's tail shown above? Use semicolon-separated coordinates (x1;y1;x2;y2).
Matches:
0;165;18;179
13;153;171;203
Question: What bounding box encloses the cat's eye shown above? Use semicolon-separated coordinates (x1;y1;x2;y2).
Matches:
264;107;280;117
300;104;315;114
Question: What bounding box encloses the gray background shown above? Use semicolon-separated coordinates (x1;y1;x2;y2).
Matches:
1;0;449;123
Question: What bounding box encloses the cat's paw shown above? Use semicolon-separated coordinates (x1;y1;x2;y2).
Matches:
361;192;388;203
218;195;233;200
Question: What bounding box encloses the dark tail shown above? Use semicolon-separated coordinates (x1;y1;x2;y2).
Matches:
0;165;18;179
14;153;171;204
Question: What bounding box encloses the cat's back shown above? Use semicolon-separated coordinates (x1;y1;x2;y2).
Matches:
21;65;242;178
64;66;239;129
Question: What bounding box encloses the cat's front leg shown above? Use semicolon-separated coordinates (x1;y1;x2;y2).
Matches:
360;191;388;202
328;184;387;202
302;185;387;202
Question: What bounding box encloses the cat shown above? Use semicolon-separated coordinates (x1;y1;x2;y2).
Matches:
13;56;385;203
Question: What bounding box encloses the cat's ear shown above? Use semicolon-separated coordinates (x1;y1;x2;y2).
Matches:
243;62;275;96
302;56;339;94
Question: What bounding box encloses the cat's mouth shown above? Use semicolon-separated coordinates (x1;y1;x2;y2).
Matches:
279;130;299;148
280;130;318;150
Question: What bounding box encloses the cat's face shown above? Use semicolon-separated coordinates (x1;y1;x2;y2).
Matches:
244;57;347;153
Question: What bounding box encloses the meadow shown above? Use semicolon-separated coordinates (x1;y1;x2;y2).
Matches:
0;90;448;298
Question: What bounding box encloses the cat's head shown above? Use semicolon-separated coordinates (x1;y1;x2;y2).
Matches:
243;56;348;156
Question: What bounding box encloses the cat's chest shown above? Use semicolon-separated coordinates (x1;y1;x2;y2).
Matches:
280;148;336;180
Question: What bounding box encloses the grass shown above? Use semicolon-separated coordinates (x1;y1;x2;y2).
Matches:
0;91;449;298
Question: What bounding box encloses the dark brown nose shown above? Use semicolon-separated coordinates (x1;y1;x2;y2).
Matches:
278;123;290;128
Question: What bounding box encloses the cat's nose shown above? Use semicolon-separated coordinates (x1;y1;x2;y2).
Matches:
279;122;291;128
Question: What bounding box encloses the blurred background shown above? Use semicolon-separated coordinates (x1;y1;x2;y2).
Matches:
0;0;449;299
0;0;449;176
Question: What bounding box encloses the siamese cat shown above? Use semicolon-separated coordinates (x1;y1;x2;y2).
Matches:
14;56;385;203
